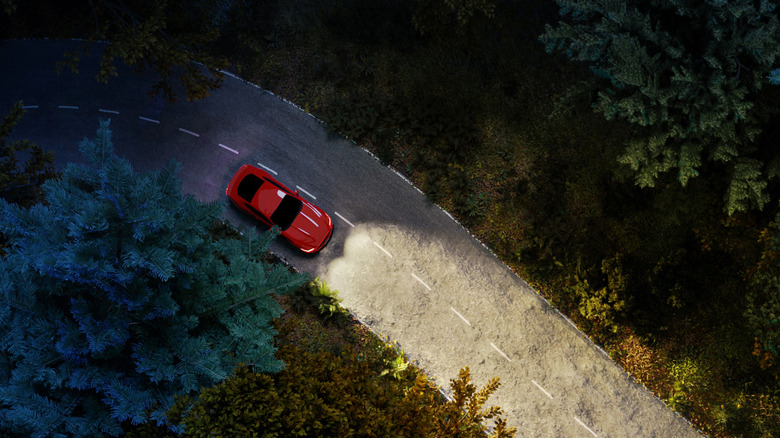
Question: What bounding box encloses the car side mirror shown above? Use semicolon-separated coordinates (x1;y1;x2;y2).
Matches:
295;189;299;195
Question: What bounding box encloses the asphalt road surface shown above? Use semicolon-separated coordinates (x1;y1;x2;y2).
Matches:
0;40;702;437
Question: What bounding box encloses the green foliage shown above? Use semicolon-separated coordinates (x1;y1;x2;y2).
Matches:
127;343;515;438
412;0;496;37
0;101;57;207
541;0;780;213
0;120;306;437
143;0;779;435
154;345;417;437
0;0;16;15
746;214;780;370
666;355;710;417
289;277;349;322
726;158;770;215
573;256;630;335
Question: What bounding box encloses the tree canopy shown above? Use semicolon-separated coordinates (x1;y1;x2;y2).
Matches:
0;120;307;437
1;0;233;101
540;0;780;214
0;101;57;207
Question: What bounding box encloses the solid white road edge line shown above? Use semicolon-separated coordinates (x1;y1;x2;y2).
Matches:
334;211;355;228
218;143;239;154
296;185;316;200
450;307;471;326
257;162;278;175
411;272;432;291
372;241;393;258
179;128;200;137
574;416;598;437
531;380;553;400
98;108;119;114
490;342;512;362
139;116;160;124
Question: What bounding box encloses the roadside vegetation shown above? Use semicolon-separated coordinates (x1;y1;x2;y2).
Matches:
186;1;775;436
3;0;780;436
0;116;514;437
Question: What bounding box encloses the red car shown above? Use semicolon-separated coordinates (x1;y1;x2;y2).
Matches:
226;164;333;253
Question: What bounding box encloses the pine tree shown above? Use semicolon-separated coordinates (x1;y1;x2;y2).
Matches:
0;120;307;437
540;0;780;213
0;101;57;206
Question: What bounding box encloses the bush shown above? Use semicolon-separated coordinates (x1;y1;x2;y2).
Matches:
124;344;516;438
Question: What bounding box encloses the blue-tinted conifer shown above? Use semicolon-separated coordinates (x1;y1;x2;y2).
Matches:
0;120;306;437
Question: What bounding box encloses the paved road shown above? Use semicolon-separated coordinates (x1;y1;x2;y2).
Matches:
1;40;702;437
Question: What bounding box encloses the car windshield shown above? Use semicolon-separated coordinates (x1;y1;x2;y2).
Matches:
270;194;302;230
237;174;264;202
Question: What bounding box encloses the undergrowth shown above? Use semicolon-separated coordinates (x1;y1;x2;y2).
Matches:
207;0;780;435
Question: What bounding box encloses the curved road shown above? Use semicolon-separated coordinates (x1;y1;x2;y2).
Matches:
0;40;701;437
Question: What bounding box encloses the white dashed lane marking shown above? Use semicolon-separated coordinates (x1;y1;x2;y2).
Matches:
296;185;316;200
139;116;160;124
179;128;200;137
218;143;239;154
372;241;393;258
99;108;119;114
257;162;278;175
450;307;471;326
22;105;38;109
490;342;512;362
411;272;431;291
334;211;354;228
532;380;553;400
58;105;78;109
574;416;598;437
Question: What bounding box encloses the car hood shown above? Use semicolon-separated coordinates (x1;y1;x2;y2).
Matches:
283;202;331;250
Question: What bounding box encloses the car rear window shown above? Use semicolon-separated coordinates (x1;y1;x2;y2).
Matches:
237;174;264;202
270;195;302;230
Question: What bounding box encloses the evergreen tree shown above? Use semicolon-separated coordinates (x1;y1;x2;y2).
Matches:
0;101;57;207
0;120;307;437
540;0;780;214
1;0;233;101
